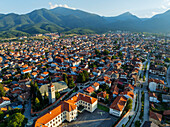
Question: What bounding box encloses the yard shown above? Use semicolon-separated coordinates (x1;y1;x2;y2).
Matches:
65;108;118;127
97;104;109;112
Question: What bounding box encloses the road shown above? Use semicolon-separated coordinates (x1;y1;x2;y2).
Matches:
167;66;170;87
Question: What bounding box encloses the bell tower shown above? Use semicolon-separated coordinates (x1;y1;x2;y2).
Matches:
48;83;55;104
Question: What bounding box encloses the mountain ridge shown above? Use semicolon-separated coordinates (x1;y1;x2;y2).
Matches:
0;7;170;38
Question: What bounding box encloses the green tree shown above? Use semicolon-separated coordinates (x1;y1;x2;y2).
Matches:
63;73;68;85
103;50;110;55
72;41;75;45
0;84;5;97
83;70;89;81
35;97;40;110
68;76;75;88
135;120;141;127
91;92;97;98
112;55;116;59
77;72;86;83
55;91;60;100
7;113;25;127
126;98;133;110
0;110;4;120
114;40;118;44
105;94;109;104
95;49;100;55
44;92;49;104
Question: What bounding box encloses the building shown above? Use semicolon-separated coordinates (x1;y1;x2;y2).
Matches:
34;93;97;127
149;93;159;103
162;94;170;103
109;95;128;117
0;97;11;108
48;84;56;104
83;86;95;96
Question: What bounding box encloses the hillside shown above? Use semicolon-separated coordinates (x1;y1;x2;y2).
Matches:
0;7;170;38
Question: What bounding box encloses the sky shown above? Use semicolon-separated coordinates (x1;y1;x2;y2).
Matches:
0;0;170;18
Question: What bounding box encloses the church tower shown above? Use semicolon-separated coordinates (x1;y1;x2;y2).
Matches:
48;83;55;104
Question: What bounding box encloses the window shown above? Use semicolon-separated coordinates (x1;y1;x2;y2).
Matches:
50;121;52;124
88;103;90;106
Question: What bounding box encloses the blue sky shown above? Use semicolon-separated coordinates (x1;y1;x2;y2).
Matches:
0;0;170;18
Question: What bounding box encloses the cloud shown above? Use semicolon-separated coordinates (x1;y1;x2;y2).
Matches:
49;2;76;10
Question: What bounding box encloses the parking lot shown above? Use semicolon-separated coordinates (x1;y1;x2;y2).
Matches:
65;109;118;127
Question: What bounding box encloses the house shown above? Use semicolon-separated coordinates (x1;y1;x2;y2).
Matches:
162;94;170;103
111;85;119;98
41;72;49;77
149;111;162;126
124;84;134;92
149;78;164;92
0;97;11;108
163;110;170;120
97;91;109;101
149;93;160;103
21;68;32;74
120;91;134;99
91;82;100;91
109;95;128;117
83;86;95;96
34;93;98;127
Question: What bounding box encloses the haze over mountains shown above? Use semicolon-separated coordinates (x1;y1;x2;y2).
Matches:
0;7;170;38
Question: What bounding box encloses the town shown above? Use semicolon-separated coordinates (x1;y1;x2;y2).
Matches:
0;32;170;127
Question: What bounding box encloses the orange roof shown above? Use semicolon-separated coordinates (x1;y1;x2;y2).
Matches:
32;72;37;76
92;82;100;87
35;93;97;126
43;72;49;75
84;86;95;93
22;64;28;68
1;97;10;101
110;96;128;111
22;68;32;73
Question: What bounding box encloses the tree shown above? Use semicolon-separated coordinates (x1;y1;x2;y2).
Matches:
103;50;110;55
0;110;4;120
135;120;141;127
112;55;116;59
114;40;118;44
0;84;5;97
77;72;86;83
105;94;109;104
91;92;97;98
126;99;133;111
35;97;40;110
44;92;49;104
68;76;75;88
7;113;25;127
95;49;100;55
63;73;68;85
118;51;123;57
72;41;75;45
83;70;89;81
122;124;125;127
55;91;60;100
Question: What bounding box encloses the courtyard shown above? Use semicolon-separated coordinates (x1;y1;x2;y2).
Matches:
64;108;118;127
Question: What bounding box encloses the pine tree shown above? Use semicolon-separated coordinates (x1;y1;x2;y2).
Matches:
0;84;5;97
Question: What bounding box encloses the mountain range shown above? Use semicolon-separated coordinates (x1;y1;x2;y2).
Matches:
0;7;170;38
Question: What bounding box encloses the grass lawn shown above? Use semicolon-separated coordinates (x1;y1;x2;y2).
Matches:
97;104;109;112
